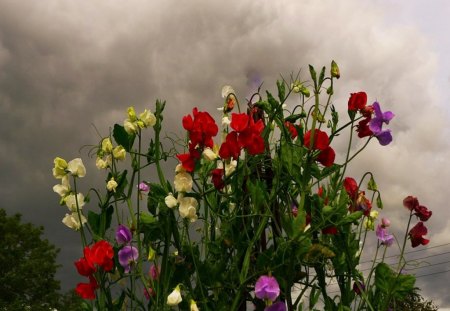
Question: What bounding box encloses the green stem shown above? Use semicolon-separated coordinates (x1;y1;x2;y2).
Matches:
72;177;87;247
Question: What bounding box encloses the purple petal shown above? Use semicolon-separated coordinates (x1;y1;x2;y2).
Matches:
255;275;280;301
265;301;286;311
118;246;139;272
372;102;382;118
369;118;383;134
382;111;395;124
116;224;132;245
375;130;393;146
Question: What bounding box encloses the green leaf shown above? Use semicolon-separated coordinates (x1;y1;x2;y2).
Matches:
266;91;279;111
318;66;326;86
285;113;306;123
113;124;135;152
342;211;363;224
309;65;317;89
139;212;156;225
87;211;100;236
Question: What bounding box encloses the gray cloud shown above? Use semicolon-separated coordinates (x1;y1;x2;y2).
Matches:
0;0;449;306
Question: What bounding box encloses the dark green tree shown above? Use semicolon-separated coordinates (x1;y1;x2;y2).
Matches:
0;209;64;310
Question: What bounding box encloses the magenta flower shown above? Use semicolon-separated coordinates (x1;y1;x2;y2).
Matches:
138;182;150;193
115;224;132;245
255;275;280;301
118;245;139;273
369;102;395;146
376;224;394;246
265;301;286;311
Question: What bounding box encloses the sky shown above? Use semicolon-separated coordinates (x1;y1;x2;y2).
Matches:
0;0;449;307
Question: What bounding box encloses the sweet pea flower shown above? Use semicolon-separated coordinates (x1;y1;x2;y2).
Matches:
138;182;150;193
265;301;286;311
202;147;218;161
65;193;85;212
118;245;139;273
369;102;395;146
221;85;235;99
101;138;113;153
139;109;157;127
53;175;71;198
115;224;132;245
190;299;200;311
409;222;430;247
174;171;193;192
255;275;280;302
124;119;138;134
178;197;198;222
113;145;126;160
165;193;178;208
167;285;182;306
376;224;394;246
67;158;86;178
53;157;68;179
62;212;87;230
107;177;118;193
95;157;109;169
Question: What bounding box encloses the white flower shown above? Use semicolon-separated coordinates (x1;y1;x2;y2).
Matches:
96;157;109;169
107;177;118;193
221;116;231;126
62;212;87;230
113;145;126;160
139;109;157;127
65;193;85;212
101;138;113;153
53;175;70;197
124;119;138;134
225;160;237;176
174;171;193;193
190;299;200;311
165;193;178;208
178;197;198;222
175;164;185;173
221;85;235;98
167;285;182;306
127;106;137;121
52;157;68;179
202;148;218;161
67;158;86;178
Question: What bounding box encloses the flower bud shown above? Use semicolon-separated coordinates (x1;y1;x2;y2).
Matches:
124;120;138;134
202;148;218;161
165;193;178;208
190;300;200;311
127;106;137;122
96;157;109;169
330;60;340;79
53;157;68;179
381;218;391;228
101;138;113;153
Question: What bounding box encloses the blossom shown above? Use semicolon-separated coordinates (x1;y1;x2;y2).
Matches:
53;157;68;179
211;168;225;190
75;276;98;300
369;102;394;146
348;92;367;111
167;285;182;306
353;281;365;296
403;195;432;221
414;205;432;221
113;145;126;160
124;119;138;134
139;109;157;127
67;158;86;178
284;121;298;139
53;175;71;198
255;275;280;302
74;257;95;277
118;245;139;273
101;138;113;153
182;108;218;149
221;85;235;99
409;222;430;248
62;212;87;230
149;265;159;280
165;193;178;208
304;129;329;150
265;301;287;311
403;196;419;211
95;156;109;169
376;224;394;246
116;224;132;245
316;146;335;167
174;171;193;192
190;299;200;311
176;149;201;172
65;193;86;212
219;131;241;160
138;182;150;193
381;217;391;228
107;177;118;193
89;240;114;271
178;196;198;222
202;147;218;161
343;177;358;200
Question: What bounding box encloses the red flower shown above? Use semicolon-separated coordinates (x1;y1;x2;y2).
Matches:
343;177;358;200
219;132;241;160
409;222;430;248
403;196;419;211
75;276;98;300
414;205;432;221
238;118;265;155
348;92;367;111
317;146;335;167
183;108;218;148
176;149;201;172
74;256;95;277
90;240;114;272
322;226;338;235
285;121;298;139
304;129;329;150
211;168;225;190
356;117;373;138
230;113;249;132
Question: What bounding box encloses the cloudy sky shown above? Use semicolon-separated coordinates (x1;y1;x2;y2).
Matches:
1;0;449;307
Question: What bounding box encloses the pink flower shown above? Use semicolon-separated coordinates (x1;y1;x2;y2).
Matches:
255;275;280;301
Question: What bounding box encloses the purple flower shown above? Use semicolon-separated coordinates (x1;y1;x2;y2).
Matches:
369;102;395;146
376;224;394;246
265;301;286;311
118;245;139;273
116;224;132;245
255;275;280;302
353;281;365;295
138;182;150;193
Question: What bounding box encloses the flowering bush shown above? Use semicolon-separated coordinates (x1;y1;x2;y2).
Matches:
52;62;431;310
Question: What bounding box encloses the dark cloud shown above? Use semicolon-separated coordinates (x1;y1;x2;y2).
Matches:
0;0;449;306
